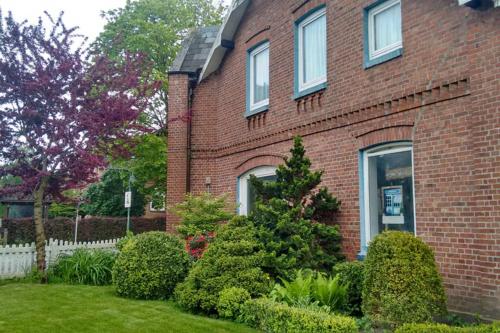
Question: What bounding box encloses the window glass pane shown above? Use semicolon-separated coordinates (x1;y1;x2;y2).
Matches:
303;14;326;84
367;149;414;240
374;3;401;51
253;47;269;104
247;175;277;214
7;204;34;218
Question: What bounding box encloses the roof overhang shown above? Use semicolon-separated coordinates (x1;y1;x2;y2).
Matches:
198;0;251;82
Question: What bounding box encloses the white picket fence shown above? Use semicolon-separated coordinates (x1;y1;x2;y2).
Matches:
0;238;119;278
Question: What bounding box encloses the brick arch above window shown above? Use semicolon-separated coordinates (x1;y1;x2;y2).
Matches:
235;154;285;176
355;124;414;150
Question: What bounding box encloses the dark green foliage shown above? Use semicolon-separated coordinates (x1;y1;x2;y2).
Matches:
174;216;271;314
82;169;146;217
113;232;190;299
395;322;500;333
362;231;447;326
48;249;116;285
241;298;358;333
333;261;365;316
270;270;348;313
249;136;343;278
217;287;251;320
3;217;165;244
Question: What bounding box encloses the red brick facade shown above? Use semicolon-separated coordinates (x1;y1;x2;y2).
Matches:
167;0;499;318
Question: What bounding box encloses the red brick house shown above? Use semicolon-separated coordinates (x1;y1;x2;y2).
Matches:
166;0;499;318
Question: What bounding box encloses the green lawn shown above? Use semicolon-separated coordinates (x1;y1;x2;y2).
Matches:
0;283;257;333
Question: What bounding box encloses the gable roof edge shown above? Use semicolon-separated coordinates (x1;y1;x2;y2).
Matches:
198;0;251;82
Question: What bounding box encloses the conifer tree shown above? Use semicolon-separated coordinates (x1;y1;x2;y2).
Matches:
249;136;343;278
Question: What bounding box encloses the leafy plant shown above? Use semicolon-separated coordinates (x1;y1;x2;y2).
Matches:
312;273;348;312
249;136;343;278
217;287;251;320
171;192;234;238
174;216;271;314
271;270;315;308
48;249;116;285
270;269;348;313
395;322;500;333
362;231;447;327
113;232;190;299
333;261;365;316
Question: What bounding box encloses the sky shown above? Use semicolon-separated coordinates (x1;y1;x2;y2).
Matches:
0;0;232;42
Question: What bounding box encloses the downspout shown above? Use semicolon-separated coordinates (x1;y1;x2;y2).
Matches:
186;78;195;193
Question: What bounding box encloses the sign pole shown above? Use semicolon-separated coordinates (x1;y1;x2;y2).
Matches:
125;173;132;232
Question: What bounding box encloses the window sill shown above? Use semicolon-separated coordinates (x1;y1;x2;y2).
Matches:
245;104;269;118
294;82;327;100
364;48;403;69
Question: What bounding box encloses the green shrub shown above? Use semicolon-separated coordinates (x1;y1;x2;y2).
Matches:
333;261;364;316
270;269;348;313
395;322;500;333
241;298;358;333
249;136;343;279
217;287;251;320
116;231;134;251
48;249;116;285
113;232;190;299
174;216;271;314
362;231;447;326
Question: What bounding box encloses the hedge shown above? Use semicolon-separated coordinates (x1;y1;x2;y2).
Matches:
395;322;500;333
2;216;166;244
241;298;358;333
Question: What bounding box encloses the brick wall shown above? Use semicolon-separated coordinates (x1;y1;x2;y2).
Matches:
167;0;499;318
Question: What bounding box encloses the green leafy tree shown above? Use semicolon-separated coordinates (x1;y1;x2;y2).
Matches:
93;0;225;130
113;134;167;208
250;136;343;279
83;169;146;217
171;192;234;238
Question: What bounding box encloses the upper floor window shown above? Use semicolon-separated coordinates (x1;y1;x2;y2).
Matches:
364;0;403;68
295;6;327;98
247;41;269;116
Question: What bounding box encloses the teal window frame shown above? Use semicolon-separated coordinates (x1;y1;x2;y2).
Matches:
246;40;270;117
294;5;328;100
363;0;403;69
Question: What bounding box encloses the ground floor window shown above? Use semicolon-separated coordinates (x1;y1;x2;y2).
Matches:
238;166;277;215
360;142;415;255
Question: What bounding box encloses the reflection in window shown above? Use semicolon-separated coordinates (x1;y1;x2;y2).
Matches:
363;144;415;245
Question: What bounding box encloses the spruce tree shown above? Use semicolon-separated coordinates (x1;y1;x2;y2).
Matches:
249;136;343;279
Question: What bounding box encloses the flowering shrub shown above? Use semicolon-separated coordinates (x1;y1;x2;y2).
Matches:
185;232;214;259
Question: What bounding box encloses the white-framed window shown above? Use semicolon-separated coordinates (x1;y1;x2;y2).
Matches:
149;194;165;212
297;7;327;93
361;142;415;250
238;166;276;216
249;42;270;112
367;0;402;61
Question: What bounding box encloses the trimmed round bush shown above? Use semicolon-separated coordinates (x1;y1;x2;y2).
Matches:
174;216;271;314
113;232;190;299
333;261;364;316
217;287;251;320
362;231;447;326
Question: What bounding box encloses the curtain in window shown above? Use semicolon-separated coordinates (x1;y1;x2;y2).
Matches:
374;3;401;51
303;14;326;84
253;47;269;104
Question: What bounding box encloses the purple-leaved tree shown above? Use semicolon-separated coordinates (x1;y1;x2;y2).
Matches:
0;11;159;276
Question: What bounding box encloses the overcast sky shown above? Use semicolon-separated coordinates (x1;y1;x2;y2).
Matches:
0;0;232;42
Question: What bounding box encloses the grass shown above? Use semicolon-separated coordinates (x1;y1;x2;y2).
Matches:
0;283;257;333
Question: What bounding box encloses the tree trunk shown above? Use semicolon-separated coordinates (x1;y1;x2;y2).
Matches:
33;176;48;279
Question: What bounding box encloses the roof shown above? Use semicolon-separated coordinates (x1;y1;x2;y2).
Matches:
199;0;251;82
170;26;220;73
